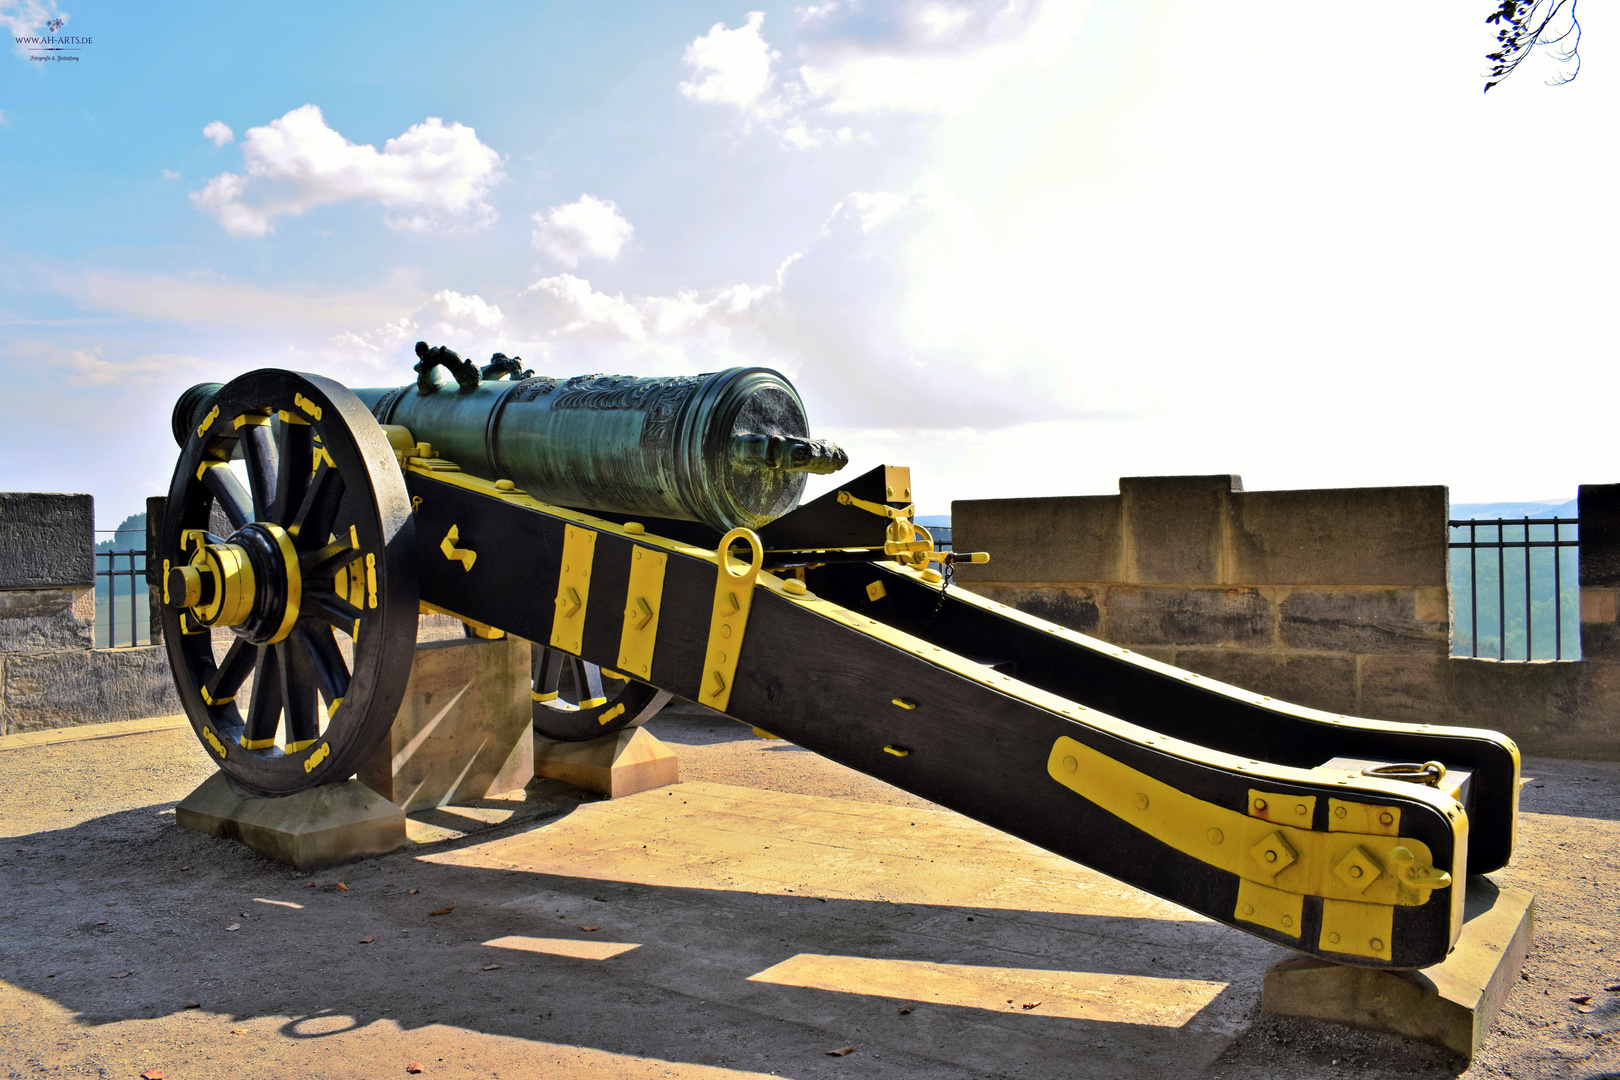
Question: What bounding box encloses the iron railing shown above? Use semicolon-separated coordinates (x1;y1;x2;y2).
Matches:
1448;516;1579;661
95;530;149;648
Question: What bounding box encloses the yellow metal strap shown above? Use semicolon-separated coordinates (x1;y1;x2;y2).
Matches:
550;525;596;655
836;490;914;520
618;545;668;682
1047;736;1451;960
703;529;762;712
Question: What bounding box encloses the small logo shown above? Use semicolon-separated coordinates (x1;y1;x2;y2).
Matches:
45;17;65;33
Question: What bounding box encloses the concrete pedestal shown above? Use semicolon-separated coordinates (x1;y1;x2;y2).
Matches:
1262;876;1534;1059
176;771;406;869
358;635;533;813
535;726;679;798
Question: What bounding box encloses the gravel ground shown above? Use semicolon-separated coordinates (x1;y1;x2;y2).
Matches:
1;705;1617;1079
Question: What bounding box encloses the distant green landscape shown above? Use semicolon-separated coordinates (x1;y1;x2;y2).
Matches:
95;512;149;648
1448;501;1579;661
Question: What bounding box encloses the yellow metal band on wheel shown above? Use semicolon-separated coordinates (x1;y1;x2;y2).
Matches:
264;523;302;644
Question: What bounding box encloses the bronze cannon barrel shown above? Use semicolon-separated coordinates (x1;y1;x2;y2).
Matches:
174;345;846;533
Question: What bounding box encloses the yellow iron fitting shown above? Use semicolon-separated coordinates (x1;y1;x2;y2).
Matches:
618;545;668;681
703;528;762;712
1046;735;1453;961
550;525;597;655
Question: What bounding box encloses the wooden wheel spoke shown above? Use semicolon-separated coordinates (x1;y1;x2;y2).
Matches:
302;536;362;582
538;648;567;698
580;660;606;705
238;423;278;522
200;466;252;531
304;589;364;634
204;639;258;705
279;640;321;748
243;646;283;749
295;623;351;706
270;418;314;526
290;462;346;550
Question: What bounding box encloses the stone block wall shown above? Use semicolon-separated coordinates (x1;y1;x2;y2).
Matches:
955;475;1620;759
0;492;179;734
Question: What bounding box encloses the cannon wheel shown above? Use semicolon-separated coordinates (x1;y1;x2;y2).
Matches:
160;370;419;795
531;647;669;742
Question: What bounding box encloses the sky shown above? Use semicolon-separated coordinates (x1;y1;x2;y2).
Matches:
1;0;1614;530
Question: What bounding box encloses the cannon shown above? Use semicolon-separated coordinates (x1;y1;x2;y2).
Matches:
156;346;1519;971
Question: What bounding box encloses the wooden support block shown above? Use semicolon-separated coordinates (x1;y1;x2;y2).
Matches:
535;726;679;799
1262;876;1534;1059
359;635;533;813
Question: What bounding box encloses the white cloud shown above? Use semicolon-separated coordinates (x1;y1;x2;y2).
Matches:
799;0;1088;115
189;104;504;237
530;194;633;267
678;1;1088;146
202;120;234;146
2;0;64;59
678;11;780;115
161;169;181;180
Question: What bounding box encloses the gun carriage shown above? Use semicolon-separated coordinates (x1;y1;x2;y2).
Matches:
155;345;1520;971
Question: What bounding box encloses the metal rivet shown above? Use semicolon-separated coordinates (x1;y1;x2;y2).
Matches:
1207;828;1224;845
1282;916;1293;928
1062;756;1078;773
1294;804;1307;815
1133;793;1149;810
1349;865;1363;878
1328;932;1341;944
1379;812;1394;825
1370;938;1384;951
1334;806;1347;818
1264;850;1278;862
1253;799;1267;812
1242;905;1254;916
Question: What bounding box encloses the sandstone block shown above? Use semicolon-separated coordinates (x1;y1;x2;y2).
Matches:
176;771;406;869
0;587;93;653
1119;475;1239;586
0;492;94;590
1105;585;1274;648
2;646;179;732
1279;589;1449;655
536;726;679;799
359;635;532;813
1229;485;1447;586
1176;647;1357;714
1579;483;1620;588
1262;877;1533;1060
952;494;1122;584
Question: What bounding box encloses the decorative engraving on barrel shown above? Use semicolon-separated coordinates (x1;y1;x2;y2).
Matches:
505;376;560;403
551;373;706;416
641;377;705;447
368;386;409;424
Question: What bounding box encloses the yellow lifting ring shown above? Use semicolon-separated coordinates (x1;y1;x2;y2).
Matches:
718;527;764;580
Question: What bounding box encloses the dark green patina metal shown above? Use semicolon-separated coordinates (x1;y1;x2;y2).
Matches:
357;348;846;533
174;346;847;533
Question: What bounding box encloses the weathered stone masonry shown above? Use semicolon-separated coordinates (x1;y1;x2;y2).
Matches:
955;475;1620;759
0;492;178;734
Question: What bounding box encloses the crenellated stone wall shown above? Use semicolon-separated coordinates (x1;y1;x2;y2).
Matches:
955;475;1620;759
0;492;179;734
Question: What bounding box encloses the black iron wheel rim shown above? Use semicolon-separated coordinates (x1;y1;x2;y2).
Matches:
531;646;662;742
161;370;418;795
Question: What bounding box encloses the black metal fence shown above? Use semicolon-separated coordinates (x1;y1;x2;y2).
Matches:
95;532;150;648
1448;517;1579;661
